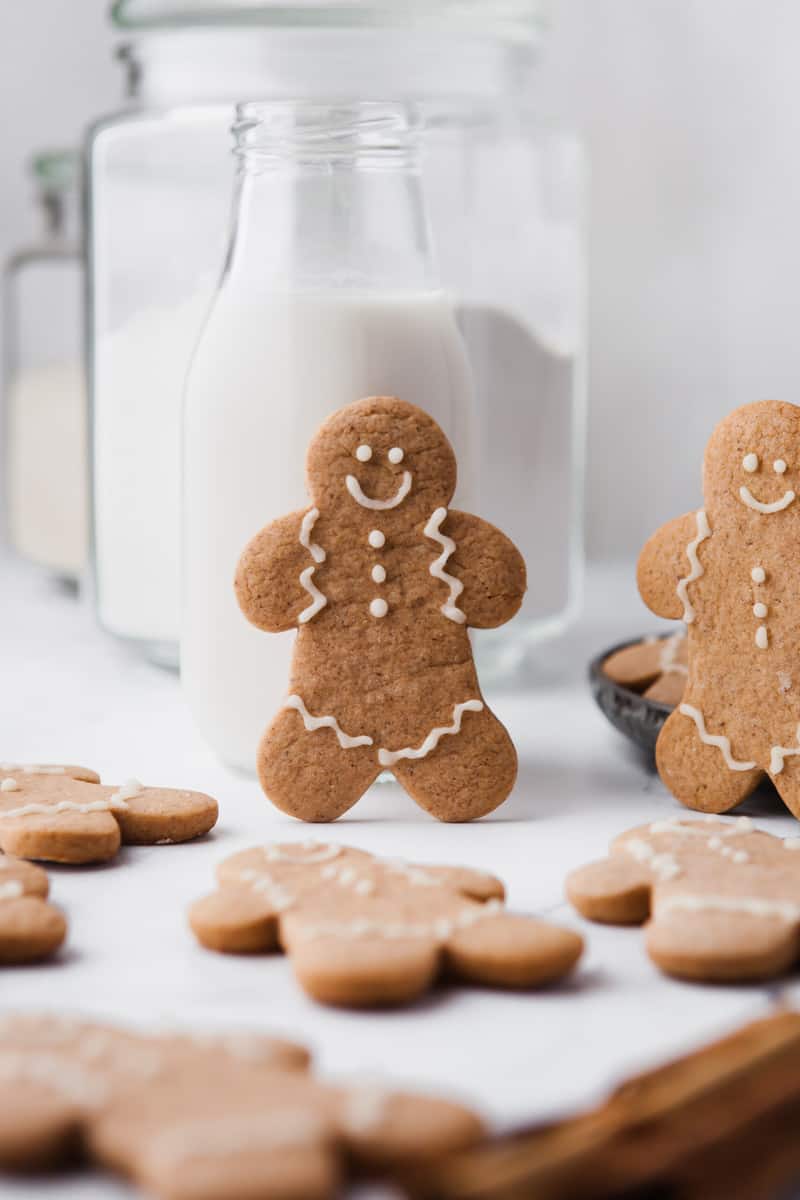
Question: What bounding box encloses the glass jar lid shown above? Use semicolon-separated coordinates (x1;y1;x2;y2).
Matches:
111;0;544;41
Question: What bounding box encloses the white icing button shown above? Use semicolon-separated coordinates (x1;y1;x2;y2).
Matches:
756;625;769;649
742;453;759;472
388;447;404;464
751;566;766;583
753;602;768;618
369;598;388;618
371;564;386;583
368;530;385;549
355;444;372;462
774;459;787;474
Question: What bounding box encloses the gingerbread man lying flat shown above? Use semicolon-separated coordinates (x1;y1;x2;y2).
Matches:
638;400;800;818
235;397;526;822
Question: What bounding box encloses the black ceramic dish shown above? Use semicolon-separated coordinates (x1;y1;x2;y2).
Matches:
589;635;675;755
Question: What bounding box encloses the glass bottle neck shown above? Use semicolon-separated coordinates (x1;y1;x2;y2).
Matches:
225;104;439;294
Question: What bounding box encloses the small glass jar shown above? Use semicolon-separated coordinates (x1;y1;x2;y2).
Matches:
3;151;88;581
88;0;585;673
183;101;476;768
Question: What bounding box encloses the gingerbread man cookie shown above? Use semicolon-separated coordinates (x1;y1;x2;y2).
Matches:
638;401;800;816
190;842;583;1007
0;764;217;863
567;816;800;981
235;397;526;822
0;857;65;962
0;1014;483;1199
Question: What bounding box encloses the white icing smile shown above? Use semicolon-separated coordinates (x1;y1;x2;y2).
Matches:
345;471;412;511
738;485;796;514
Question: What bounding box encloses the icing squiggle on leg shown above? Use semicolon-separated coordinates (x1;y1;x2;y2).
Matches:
424;507;466;624
378;700;484;767
679;703;757;771
675;510;711;624
284;695;373;750
770;726;800;775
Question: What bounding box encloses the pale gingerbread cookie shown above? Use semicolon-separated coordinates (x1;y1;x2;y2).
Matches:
190;841;583;1007
0;764;218;863
603;633;688;707
567;815;800;981
0;856;65;962
637;401;800;816
0;1013;483;1198
235;396;526;823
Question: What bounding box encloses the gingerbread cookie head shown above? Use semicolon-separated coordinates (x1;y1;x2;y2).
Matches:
703;401;800;532
636;400;800;819
305;397;457;527
236;396;526;823
567;816;800;982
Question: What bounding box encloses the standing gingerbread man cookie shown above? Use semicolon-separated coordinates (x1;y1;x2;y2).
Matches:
639;400;800;817
235;396;526;822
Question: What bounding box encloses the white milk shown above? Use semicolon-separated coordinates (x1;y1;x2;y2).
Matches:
7;360;88;578
182;288;475;770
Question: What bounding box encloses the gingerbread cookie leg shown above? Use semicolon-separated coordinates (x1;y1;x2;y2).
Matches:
391;707;517;823
0;811;121;865
769;755;800;821
443;914;584;990
288;931;441;1007
656;707;763;813
646;910;800;983
257;709;380;823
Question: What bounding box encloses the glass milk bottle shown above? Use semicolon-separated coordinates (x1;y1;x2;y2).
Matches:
183;102;475;770
3;151;88;580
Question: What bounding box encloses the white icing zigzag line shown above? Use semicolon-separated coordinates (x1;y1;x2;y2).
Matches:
285;695;373;750
297;509;328;623
675;510;711;624
656;893;800;923
738;486;796;515
299;507;326;564
298;567;327;624
424;507;466;624
378;700;484;767
0;798;131;819
679;703;757;772
345;471;412;511
770;725;800;775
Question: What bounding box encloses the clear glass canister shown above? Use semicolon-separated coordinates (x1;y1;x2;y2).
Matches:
4;151;88;581
88;0;585;673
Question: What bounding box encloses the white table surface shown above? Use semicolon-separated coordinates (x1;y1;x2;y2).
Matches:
1;551;794;1198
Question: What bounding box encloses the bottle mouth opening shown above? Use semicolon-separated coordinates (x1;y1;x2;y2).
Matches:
233;100;421;164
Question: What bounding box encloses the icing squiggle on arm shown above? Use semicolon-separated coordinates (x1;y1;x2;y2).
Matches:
679;703;757;771
297;509;327;623
378;700;483;767
299;508;326;564
285;695;373;750
675;510;711;624
424;507;466;623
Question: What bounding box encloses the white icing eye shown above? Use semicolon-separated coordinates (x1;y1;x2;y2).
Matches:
355;445;372;462
742;453;759;473
774;459;788;474
388;447;404;464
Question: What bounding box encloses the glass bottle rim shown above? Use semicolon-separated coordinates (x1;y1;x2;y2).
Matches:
111;0;545;42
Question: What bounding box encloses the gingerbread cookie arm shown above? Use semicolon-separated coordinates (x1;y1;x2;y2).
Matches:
235;509;323;633
637;511;705;620
189;886;282;954
566;858;653;925
431;510;526;629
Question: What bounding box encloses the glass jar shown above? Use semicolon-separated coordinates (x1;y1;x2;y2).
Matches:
183;101;476;768
88;0;585;674
4;151;88;581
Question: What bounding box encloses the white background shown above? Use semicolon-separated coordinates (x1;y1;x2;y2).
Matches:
2;1;799;559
